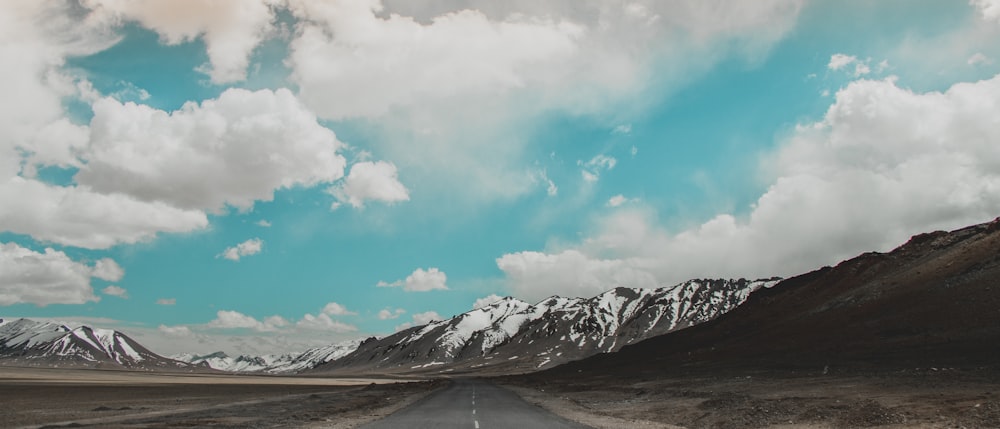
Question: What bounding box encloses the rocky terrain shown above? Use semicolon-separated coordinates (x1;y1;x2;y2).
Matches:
315;278;779;375
0;318;195;371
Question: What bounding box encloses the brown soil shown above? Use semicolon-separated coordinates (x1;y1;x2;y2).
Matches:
503;369;1000;429
0;367;443;428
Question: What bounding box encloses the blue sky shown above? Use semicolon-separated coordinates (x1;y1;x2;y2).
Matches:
3;0;1000;355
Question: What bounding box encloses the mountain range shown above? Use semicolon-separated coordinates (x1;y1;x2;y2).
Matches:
314;278;779;375
0;318;194;371
538;216;1000;380
170;339;363;373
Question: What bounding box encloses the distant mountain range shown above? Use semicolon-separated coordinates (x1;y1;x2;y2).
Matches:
538;216;1000;380
170;339;363;373
0;278;776;374
0;318;194;371
314;278;779;375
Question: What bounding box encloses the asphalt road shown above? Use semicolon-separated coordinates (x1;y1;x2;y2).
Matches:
361;379;590;429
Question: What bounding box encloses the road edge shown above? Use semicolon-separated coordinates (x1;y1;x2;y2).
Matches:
499;383;681;429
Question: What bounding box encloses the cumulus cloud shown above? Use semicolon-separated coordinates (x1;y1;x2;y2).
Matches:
321;302;356;316
296;313;358;332
101;285;128;298
607;194;638;207
377;308;406;320
156;298;176;306
0;5;185;256
827;53;874;77
92;258;124;282
377;267;448;292
207;307;357;333
0;242;115;306
208;310;289;332
329;161;410;208
472;294;504;310
158;324;192;337
281;0;803;204
972;0;1000;23
286;0;584;119
78;88;346;212
0;178;209;251
82;0;279;84
500;74;1000;301
395;310;443;331
827;53;857;71
256;220;272;227
219;238;263;261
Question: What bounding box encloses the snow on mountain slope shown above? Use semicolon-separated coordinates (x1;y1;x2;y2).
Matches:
171;338;364;373
317;278;780;375
0;318;194;370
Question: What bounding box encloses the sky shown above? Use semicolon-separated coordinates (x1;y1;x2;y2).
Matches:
2;0;1000;356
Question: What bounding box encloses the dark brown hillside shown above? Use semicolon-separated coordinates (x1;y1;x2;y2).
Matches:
540;216;1000;379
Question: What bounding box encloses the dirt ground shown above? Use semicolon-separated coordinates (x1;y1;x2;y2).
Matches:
502;368;1000;429
0;367;443;428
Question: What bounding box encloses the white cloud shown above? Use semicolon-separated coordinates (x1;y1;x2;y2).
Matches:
377;267;448;292
208;310;288;332
82;0;279;84
498;248;658;301
0;178;209;251
828;53;874;77
329;161;410;208
0;242;110;306
472;294;504;310
972;0;1000;23
158;324;192;337
156;298;176;306
579;154;617;183
612;124;632;135
0;2;118;179
828;53;857;71
321;302;357;316
256;219;272;227
499;74;1000;301
78;88;347;212
219;238;263;261
531;169;558;197
412;311;442;325
377;308;406;320
92;258;124;282
296;313;358;332
101;285;128;299
969;52;993;65
286;0;584;119
396;310;443;331
283;0;802;205
207;307;357;334
607;194;638;207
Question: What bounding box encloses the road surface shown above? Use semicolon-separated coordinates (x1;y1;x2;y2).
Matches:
361;379;590;429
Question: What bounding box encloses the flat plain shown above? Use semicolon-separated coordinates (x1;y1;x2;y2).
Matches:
0;367;442;428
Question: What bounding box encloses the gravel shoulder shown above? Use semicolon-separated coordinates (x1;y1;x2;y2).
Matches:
502;369;1000;429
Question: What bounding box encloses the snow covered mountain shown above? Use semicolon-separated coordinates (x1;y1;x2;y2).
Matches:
171;339;363;373
316;278;780;375
0;318;194;371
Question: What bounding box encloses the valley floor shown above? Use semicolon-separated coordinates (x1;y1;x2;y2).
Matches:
503;369;1000;428
0;367;443;428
